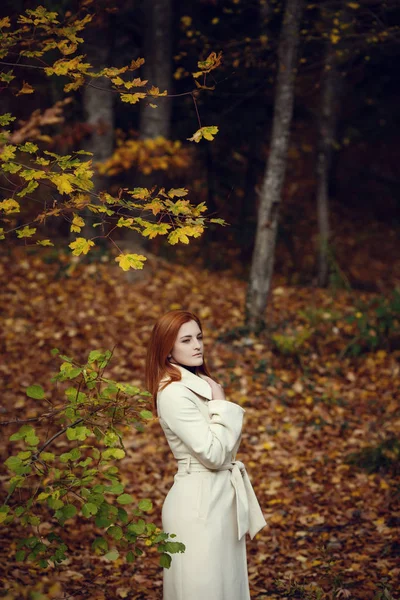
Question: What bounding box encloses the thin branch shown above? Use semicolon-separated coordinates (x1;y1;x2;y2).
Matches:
192;93;202;129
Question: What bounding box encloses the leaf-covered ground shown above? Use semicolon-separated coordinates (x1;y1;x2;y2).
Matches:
0;246;399;600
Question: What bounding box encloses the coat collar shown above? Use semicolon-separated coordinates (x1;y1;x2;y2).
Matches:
163;364;212;400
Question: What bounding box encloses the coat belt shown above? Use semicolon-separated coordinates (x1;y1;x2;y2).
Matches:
176;456;267;540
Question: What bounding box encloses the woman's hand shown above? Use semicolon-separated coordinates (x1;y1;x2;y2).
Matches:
200;375;226;400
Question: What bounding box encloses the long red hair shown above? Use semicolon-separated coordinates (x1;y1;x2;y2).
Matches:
145;310;211;408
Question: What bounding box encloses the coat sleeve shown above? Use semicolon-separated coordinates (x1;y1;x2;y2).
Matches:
158;383;245;469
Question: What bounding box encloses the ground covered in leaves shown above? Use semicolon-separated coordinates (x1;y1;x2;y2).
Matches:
0;245;399;600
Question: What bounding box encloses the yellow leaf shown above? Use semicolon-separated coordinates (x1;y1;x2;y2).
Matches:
16;81;34;95
347;2;360;8
16;226;36;239
46;56;91;77
135;218;171;238
117;217;135;228
168;225;203;245
71;214;85;233
128;188;150;199
187;126;219;143
69;237;95;256
72;193;90;208
0;199;20;214
0;145;16;161
115;253;147;271
0;17;11;28
143;200;164;216
36;239;54;246
17;180;38;197
124;77;148;89
111;76;125;86
263;442;275;451
330;32;340;44
64;76;85;92
120;92;146;104
181;16;192;27
129;57;145;70
197;51;223;73
52;173;75;195
167;188;188;198
148;86;167;97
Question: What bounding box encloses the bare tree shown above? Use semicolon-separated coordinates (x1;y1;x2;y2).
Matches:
245;0;304;332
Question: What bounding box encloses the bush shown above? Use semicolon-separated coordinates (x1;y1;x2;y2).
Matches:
0;348;184;569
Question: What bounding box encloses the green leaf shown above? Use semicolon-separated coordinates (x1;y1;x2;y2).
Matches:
117;507;128;523
0;507;10;523
36;493;50;502
104;549;119;561
25;431;39;446
5;456;23;472
82;502;98;517
92;536;108;553
102;448;125;460
88;350;104;363
164;541;185;554
15;550;26;562
127;519;145;535
48;497;64;510
116;493;134;505
9;424;35;441
126;550;135;563
140;410;153;421
40;452;55;462
159;553;172;569
66;425;91;441
61;504;77;519
103;432;119;446
17;451;32;460
138;499;153;512
107;525;123;540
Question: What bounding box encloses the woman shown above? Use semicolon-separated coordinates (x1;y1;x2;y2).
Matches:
145;310;267;600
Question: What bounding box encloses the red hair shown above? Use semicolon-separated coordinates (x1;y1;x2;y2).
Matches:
145;310;211;407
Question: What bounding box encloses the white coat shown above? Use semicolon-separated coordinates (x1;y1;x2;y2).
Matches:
157;365;267;600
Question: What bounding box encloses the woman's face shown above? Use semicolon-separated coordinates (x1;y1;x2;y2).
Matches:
170;320;204;367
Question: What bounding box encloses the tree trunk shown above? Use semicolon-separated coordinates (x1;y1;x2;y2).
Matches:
82;24;114;239
139;0;172;140
245;0;304;332
316;7;345;286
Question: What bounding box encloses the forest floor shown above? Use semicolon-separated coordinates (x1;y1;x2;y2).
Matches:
0;244;399;600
